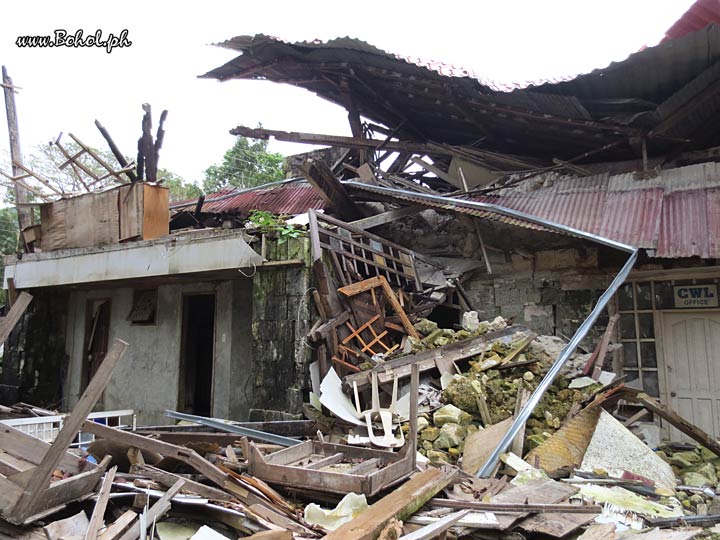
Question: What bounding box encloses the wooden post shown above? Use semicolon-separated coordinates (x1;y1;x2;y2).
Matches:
85;466;117;540
1;66;33;236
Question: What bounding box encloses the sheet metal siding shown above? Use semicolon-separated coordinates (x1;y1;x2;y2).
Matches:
200;185;326;215
707;189;720;258
597;189;664;249
657;190;709;258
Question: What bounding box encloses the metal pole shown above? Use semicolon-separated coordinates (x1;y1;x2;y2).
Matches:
164;409;301;447
476;248;638;476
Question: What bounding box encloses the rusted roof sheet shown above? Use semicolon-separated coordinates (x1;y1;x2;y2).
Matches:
347;163;720;259
664;0;720;41
194;183;326;215
597;189;664;249
657;190;712;258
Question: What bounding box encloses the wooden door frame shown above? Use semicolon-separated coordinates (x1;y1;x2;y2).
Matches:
656;308;719;440
81;298;112;393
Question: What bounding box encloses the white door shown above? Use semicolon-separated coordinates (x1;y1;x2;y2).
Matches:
661;311;720;441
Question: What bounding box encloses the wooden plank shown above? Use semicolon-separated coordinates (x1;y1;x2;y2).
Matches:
628;391;720;457
518;511;596;537
43;510;88;540
80;422;238;498
129;464;232;501
9;340;127;522
576;524;617;540
0;426;82;475
304;452;344;470
409;157;458;185
345;459;382;475
349;206;419;231
0;292;32;344
324;467;457;540
401;510;472;540
141;184;169;241
489;479;578;530
24;457;110;524
243;531;292;540
97;510;136;540
427;499;601;514
116;480;185;540
85;466;117;540
461;418;513;475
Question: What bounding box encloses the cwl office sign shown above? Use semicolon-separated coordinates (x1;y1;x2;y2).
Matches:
673;284;719;308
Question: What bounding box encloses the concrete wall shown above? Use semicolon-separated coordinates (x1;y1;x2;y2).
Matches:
64;280;249;425
463;246;613;348
62;260;312;424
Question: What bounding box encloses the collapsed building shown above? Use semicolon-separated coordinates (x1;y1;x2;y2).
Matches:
1;5;720;538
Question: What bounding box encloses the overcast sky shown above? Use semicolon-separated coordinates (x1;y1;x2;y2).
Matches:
0;0;694;186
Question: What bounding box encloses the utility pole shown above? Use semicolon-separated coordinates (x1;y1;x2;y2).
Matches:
2;66;33;242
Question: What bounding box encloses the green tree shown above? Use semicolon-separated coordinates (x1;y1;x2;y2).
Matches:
203;135;284;193
157;169;202;201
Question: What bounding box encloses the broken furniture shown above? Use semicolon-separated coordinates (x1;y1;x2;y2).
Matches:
249;365;420;497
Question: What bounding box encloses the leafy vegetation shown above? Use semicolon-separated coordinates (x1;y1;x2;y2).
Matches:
203;132;285;194
247;210;305;243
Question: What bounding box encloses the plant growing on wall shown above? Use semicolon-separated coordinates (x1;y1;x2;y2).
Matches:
247;210;305;243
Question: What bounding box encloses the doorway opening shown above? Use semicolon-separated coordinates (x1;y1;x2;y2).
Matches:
82;298;111;392
179;294;216;416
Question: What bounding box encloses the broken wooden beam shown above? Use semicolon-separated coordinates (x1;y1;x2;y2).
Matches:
626;391;720;457
427;499;602;514
324;466;457;540
116;479;185;540
85;466;117;540
129;463;232;501
349;206;418;231
231;126;442;155
94;120;138;183
0;292;32;344
8;339;127;523
299;158;363;220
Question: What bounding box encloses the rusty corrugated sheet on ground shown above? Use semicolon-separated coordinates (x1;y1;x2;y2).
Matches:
195;184;326;216
524;405;601;475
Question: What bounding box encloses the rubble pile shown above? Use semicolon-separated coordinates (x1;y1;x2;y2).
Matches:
406;316;603;463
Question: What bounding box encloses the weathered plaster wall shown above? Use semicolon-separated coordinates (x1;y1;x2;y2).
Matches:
65;280;245;425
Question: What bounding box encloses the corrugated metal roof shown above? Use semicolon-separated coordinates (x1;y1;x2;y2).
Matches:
205;28;720;162
191;183;326;216
346;162;720;259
